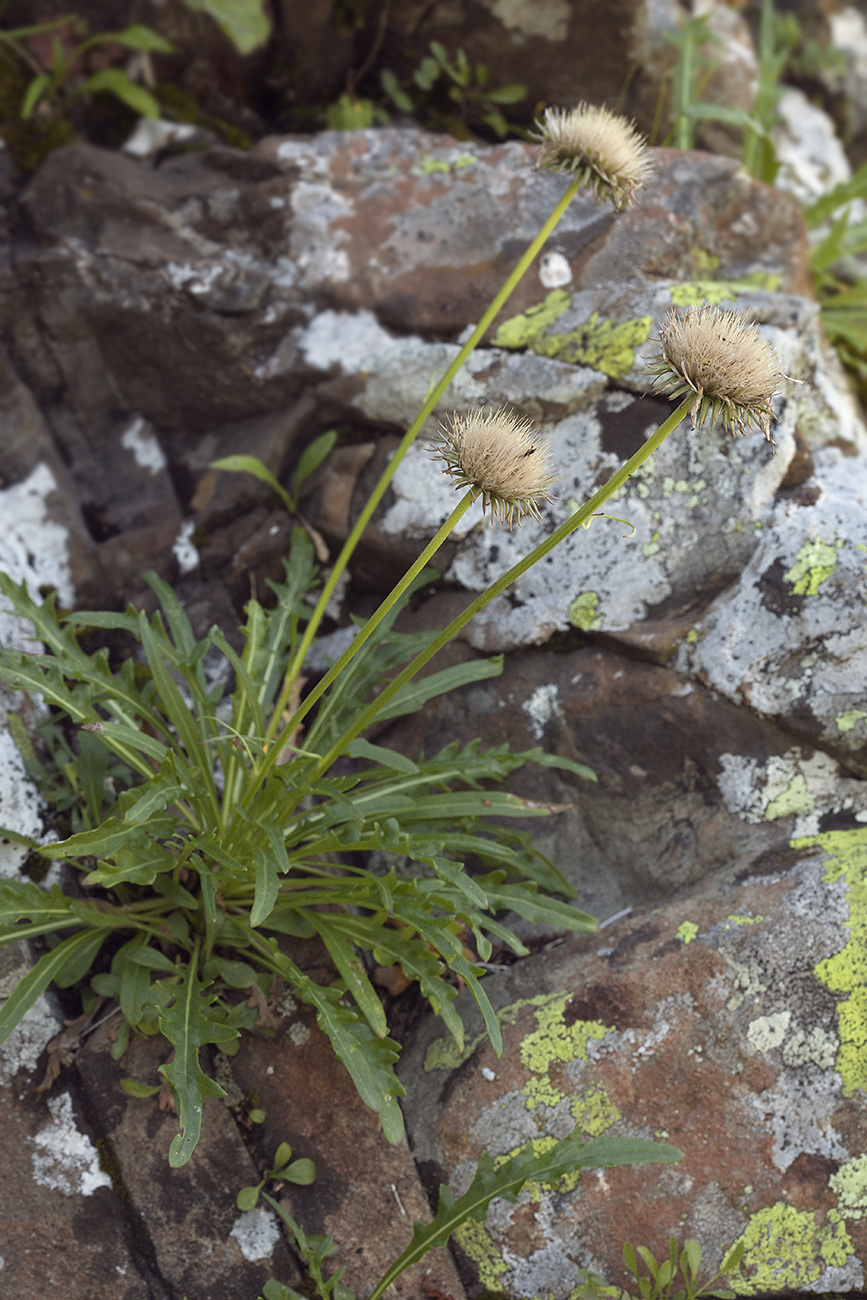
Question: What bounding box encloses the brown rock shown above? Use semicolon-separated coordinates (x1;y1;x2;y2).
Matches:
74;1025;300;1300
399;847;867;1295
229;1003;467;1300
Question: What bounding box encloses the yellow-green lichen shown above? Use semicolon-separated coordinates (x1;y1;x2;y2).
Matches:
452;1218;509;1288
519;994;613;1074
677;921;699;944
836;709;867;733
642;531;661;558
783;537;838;597
792;826;867;1094
522;1073;565;1110
726;914;764;926
685;628;700;644
492;290;651;379
424;990;585;1072
727;1203;853;1292
496;1135;583;1202
830;1153;867;1219
669;273;781;307
764;774;814;821
412;154;453;174
570;1084;621;1135
568;591;601;632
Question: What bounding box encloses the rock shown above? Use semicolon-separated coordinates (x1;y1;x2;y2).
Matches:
228;995;468;1300
73;1024;301;1300
398;839;867;1296
380;636;867;919
678;445;867;775
279;0;668;138
0;1078;152;1300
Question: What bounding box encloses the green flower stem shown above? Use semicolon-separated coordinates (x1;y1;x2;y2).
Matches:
262;175;584;749
278;491;477;748
309;395;694;782
235;489;478;820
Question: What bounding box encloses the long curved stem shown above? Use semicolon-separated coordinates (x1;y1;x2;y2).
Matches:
262;176;583;748
308;396;695;782
258;489;477;772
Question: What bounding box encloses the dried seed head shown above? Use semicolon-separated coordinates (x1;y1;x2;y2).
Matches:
534;103;654;210
433;408;556;527
648;307;783;440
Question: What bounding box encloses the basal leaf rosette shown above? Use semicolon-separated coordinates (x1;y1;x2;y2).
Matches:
534;103;653;210
433;408;556;527
648;306;783;440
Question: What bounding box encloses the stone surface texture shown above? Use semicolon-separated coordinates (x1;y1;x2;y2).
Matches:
399;838;867;1297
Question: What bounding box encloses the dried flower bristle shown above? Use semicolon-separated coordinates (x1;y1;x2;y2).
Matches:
648;307;783;440
433;408;556;527
534;103;654;210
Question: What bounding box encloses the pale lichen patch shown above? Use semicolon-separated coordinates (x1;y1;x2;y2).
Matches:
30;1092;111;1196
830;1153;867;1219
229;1206;281;1261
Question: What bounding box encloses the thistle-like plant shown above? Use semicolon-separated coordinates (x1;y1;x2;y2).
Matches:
534;102;654;209
0;105;784;1171
649;306;783;438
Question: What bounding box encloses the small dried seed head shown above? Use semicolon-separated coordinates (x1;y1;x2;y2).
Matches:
534;103;654;210
648;307;783;440
432;408;556;527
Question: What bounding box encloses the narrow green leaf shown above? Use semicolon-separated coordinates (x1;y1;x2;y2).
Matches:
157;955;243;1166
95;721;169;764
485;83;526;104
345;738;419;775
681;1238;701;1280
40;816;149;860
270;957;405;1143
203;957;259;988
308;916;388;1037
210;455;292;511
122;776;183;824
21;72;51;118
251;845;280;926
0;880;74;930
79;69;161;118
373;657;503;722
53;929;108;988
0;930;96;1045
121;1078;163;1098
368;1132;681;1300
109;24;175;52
291;430;337;500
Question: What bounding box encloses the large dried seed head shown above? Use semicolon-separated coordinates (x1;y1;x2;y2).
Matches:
534;103;654;209
432;408;556;527
649;307;783;440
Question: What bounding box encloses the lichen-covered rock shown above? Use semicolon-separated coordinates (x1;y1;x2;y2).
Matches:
380;634;867;916
398;837;867;1296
